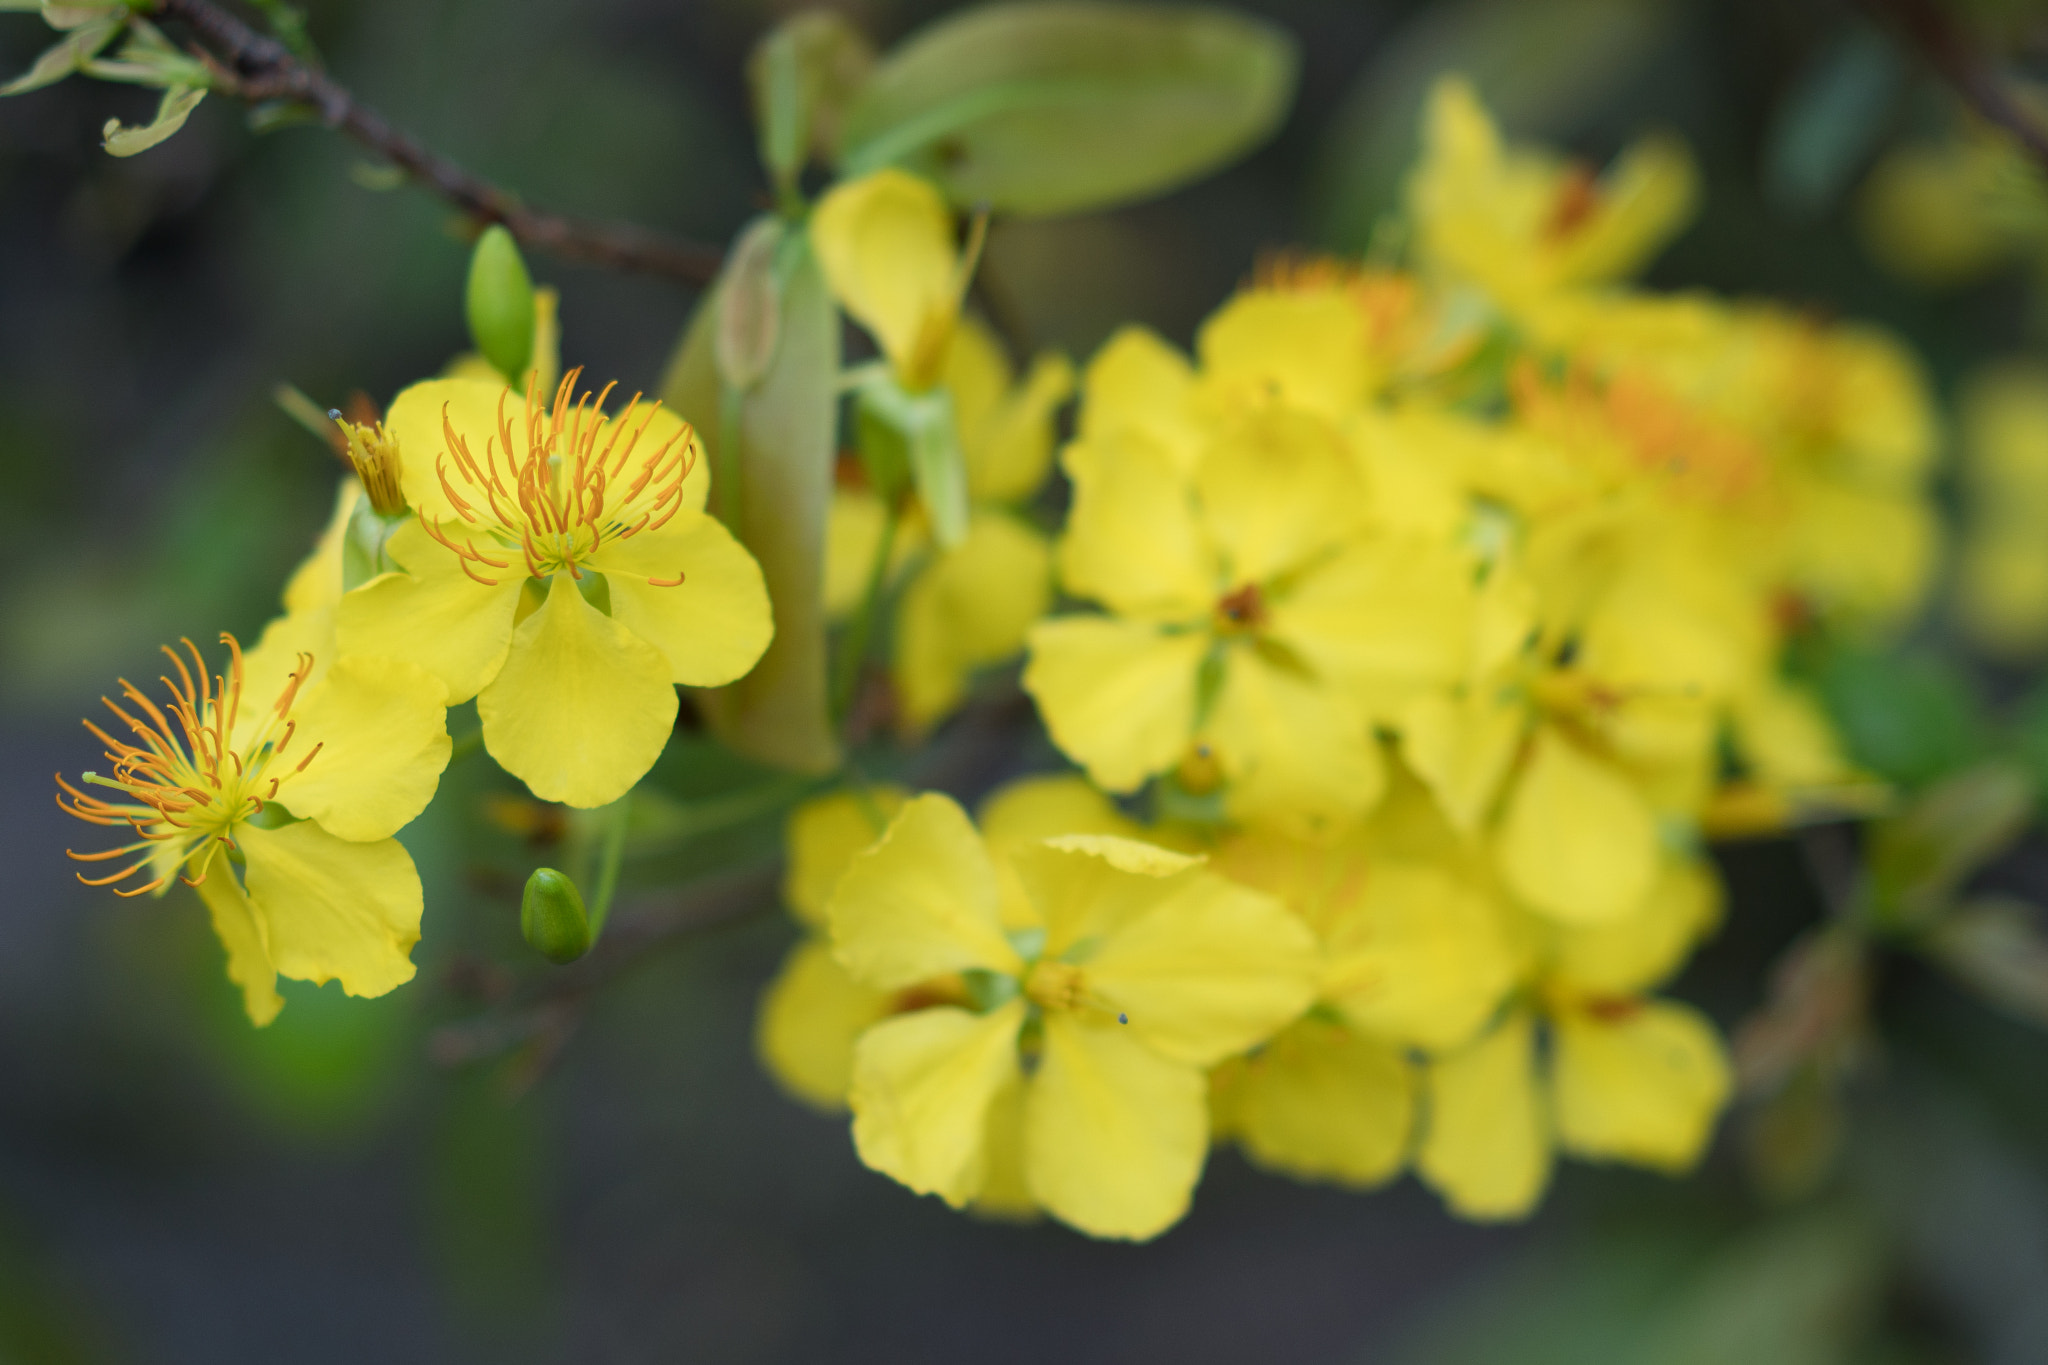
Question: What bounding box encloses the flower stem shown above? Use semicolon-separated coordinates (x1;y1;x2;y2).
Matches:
585;791;633;943
831;499;902;726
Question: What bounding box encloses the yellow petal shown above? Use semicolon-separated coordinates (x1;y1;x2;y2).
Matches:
1496;726;1660;925
783;787;908;927
970;1069;1037;1219
282;655;450;843
829;793;1022;990
1400;685;1527;834
1057;429;1215;618
1416;1013;1552;1221
1551;999;1730;1171
237;820;422;999
756;937;892;1110
811;169;960;385
824;488;892;619
1023;616;1208;794
1197;286;1371;419
477;573;678;808
1322;861;1519;1053
595;399;711;516
234;598;338;754
1011;836;1204;961
588;515;774;687
1023;1013;1207;1240
979;774;1138;932
190;845;283;1026
963;350;1074;505
1080;325;1206;474
1205;646;1385;836
1194;407;1364;584
940;314;1014;441
1550;856;1723;999
336;518;521;703
385;377;530;525
1221;1016;1412;1188
1268;537;1475;719
282;476;360;616
893;511;1051;731
1079;862;1319;1065
849;1000;1026;1208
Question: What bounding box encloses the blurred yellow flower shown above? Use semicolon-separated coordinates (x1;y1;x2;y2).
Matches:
812;168;980;392
58;634;449;1025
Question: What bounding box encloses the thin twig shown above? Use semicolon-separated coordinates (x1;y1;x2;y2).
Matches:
1864;0;2048;167
149;0;725;284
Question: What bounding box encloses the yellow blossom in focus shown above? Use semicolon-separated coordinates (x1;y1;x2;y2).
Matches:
829;793;1317;1239
58;634;450;1025
336;371;773;808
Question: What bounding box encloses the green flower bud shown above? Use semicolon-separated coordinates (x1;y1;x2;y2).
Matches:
466;225;537;386
520;867;591;965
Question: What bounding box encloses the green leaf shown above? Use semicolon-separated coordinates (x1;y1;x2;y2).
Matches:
1865;763;2034;931
465;225;537;385
749;9;874;199
836;0;1298;217
1309;0;1678;250
0;15;118;97
1811;646;1985;789
100;82;202;156
661;218;843;774
1761;25;1902;221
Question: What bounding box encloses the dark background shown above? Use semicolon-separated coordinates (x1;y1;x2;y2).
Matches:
4;0;2048;1360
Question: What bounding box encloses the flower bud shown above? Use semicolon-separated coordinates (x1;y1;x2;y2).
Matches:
520;867;591;965
466;225;537;385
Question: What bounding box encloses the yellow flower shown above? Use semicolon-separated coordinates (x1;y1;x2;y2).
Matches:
1417;857;1730;1220
337;371;773;807
811;168;981;392
1859;135;2048;288
830;793;1317;1239
1407;76;1696;309
824;316;1074;731
1955;362;2048;657
58;634;450;1025
758;775;1139;1124
1026;322;1475;833
1208;791;1520;1188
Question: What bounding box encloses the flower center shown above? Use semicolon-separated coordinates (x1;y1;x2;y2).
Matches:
58;635;319;896
421;368;696;586
1214;582;1268;635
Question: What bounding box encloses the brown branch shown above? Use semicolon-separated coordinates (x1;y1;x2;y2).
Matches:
1864;0;2048;167
150;0;725;284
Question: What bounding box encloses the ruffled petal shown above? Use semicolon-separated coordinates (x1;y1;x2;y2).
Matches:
190;845;283;1026
783;787;908;927
281;655;451;843
588;515;774;687
849;1001;1027;1207
1010;836;1203;960
1219;1017;1412;1188
1023;616;1207;794
335;518;521;703
756;937;893;1111
829;793;1022;990
476;573;678;808
1023;1013;1207;1240
1552;999;1731;1171
1057;429;1215;618
980;776;1138;933
1496;726;1661;925
1416;1012;1552;1221
237;820;422;999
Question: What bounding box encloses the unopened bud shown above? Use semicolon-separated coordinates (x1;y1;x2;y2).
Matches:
334;417;407;516
520;867;591;965
466;224;537;385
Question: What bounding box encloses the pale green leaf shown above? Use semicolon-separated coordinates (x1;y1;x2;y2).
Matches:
749;10;874;195
101;83;203;157
836;0;1297;217
0;14;117;96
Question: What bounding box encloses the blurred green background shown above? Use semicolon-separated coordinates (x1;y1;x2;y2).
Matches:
7;0;2048;1360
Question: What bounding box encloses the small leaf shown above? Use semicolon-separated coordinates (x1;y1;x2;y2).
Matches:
857;375;967;547
1761;25;1902;220
749;9;875;196
1865;762;2035;930
101;83;203;157
715;217;783;392
661;219;843;774
465;225;537;386
1923;895;2048;1029
1812;645;1985;789
836;0;1298;217
0;15;118;97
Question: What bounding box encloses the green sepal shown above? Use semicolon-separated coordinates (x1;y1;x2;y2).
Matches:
856;373;966;547
466;225;537;387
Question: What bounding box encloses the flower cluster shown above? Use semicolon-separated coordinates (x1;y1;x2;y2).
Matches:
759;78;1939;1237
